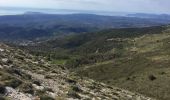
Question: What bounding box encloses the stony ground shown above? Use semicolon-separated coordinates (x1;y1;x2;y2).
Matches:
0;43;154;100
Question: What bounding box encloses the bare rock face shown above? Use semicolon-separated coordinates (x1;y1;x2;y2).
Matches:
0;43;154;100
0;65;3;69
0;48;4;52
1;58;9;63
5;87;33;100
32;84;44;91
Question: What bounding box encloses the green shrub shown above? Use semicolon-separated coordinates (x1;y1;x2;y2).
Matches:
33;81;41;86
5;79;22;88
40;95;54;100
148;75;156;81
67;90;81;99
20;83;34;94
0;96;6;100
45;75;53;79
72;85;82;92
0;85;6;94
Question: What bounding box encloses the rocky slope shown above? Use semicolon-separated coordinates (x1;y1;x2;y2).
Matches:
0;43;154;100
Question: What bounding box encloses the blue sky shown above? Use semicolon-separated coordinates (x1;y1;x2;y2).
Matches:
0;0;170;14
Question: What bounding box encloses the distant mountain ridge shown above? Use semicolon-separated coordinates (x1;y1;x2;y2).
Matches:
127;13;170;19
0;13;170;41
0;7;129;16
24;12;45;15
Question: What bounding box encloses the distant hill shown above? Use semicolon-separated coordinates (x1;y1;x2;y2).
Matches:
0;13;169;27
0;14;170;41
24;11;45;15
127;13;170;19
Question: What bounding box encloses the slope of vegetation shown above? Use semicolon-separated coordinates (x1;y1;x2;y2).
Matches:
22;25;170;100
74;25;170;100
0;43;153;100
24;26;166;65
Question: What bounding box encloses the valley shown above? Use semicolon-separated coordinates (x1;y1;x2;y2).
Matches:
21;25;170;100
1;13;170;100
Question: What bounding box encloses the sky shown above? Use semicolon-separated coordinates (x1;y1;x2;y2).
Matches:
0;0;170;15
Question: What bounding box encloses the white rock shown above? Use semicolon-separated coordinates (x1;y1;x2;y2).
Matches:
2;58;9;63
5;87;32;100
0;65;3;69
0;48;4;52
5;87;14;93
32;61;39;64
47;92;56;98
3;65;11;69
32;84;44;91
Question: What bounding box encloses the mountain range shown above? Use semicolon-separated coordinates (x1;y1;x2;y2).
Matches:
0;13;170;41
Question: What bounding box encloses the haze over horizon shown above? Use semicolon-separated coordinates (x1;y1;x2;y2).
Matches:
0;0;170;15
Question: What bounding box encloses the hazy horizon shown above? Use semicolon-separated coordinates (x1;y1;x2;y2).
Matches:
0;0;170;15
0;6;135;16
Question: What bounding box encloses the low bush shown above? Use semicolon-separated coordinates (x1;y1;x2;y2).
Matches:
5;79;22;88
0;85;6;94
40;95;54;100
149;75;156;81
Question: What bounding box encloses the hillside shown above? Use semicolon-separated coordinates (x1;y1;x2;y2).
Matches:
0;43;154;100
22;25;170;100
75;25;170;100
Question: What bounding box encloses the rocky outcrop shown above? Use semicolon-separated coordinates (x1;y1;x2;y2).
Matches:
5;87;34;100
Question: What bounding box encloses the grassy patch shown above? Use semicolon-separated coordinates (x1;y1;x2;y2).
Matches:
51;59;67;65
